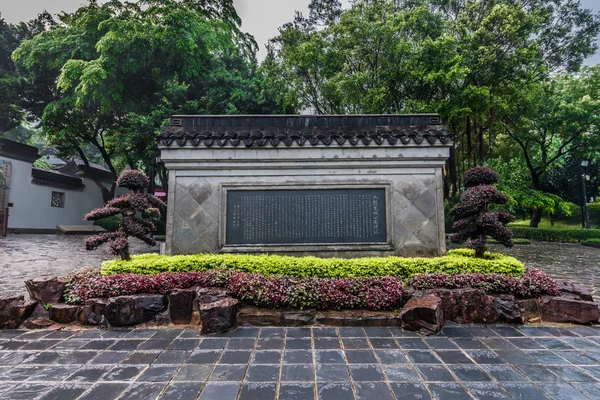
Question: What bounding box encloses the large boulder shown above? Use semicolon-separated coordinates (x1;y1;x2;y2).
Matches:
196;287;232;303
25;277;67;304
399;294;443;335
48;304;80;324
558;282;594;302
79;298;108;326
540;296;599;324
516;298;542;323
168;288;197;325
491;295;523;324
200;297;240;334
237;306;285;326
427;288;498;324
101;294;167;327
0;295;37;329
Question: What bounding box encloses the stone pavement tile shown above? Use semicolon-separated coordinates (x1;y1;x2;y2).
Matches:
102;365;147;381
152;329;183;339
464;382;512;400
388;328;419;338
501;383;552;400
121;351;160;365
369;338;398;349
281;364;314;381
78;383;130;400
119;383;166;400
582;365;600;380
109;340;145;351
286;339;312;350
451;338;487;350
315;350;345;364
80;340;117;350
0;351;32;365
210;364;247;381
338;327;366;338
75;330;104;339
252;351;282;364
426;383;471;400
555;351;600;365
341;338;370;349
540;327;580;337
38;384;90;400
349;364;386;382
245;364;279;382
538;383;590;400
54;339;87;350
27;365;79;382
287;328;312;338
524;350;570;364
579;383;600;398
160;382;205;400
284;350;313;364
435;350;474;364
3;383;53;399
178;329;204;339
232;328;260;338
238;382;276;400
101;330;132;339
397;338;428;349
256;338;284;350
227;338;257;350
383;365;420;382
56;351;97;365
534;338;574;350
424;337;459;349
173;364;213;382
317;382;354;400
514;365;561;382
22;351;64;365
406;350;441;364
21;339;61;350
90;351;130;365
561;337;599;348
465;350;506;364
518;327;554;337
479;337;518;350
449;365;491;382
509;338;546;350
0;366;42;382
545;365;597;382
345;350;378;364
495;349;538;364
364;327;393;338
279;383;315;400
313;328;338;338
154;350;190;364
65;365;112;382
481;365;527;382
441;327;473;338
219;350;252;364
314;338;341;350
467;327;500;338
492;327;525;337
259;328;286;339
375;350;408;364
316;363;351;382
354;382;395;400
138;339;173;351
390;382;433;399
416;365;456;382
187;350;221;364
19;331;53;340
0;340;27;350
124;330;157;339
137;365;179;382
570;327;600;337
0;330;27;339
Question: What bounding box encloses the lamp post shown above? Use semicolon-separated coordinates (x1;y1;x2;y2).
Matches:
581;160;591;230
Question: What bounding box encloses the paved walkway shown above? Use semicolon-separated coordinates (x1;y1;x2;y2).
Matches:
1;325;600;400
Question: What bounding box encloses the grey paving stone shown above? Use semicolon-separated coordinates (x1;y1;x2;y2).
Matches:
465;382;512;400
406;350;441;364
317;382;354;400
219;350;252;364
354;382;395;400
119;383;166;399
3;383;53;399
369;338;399;349
441;327;473;338
287;328;312;338
435;350;474;364
154;350;190;364
383;365;420;382
102;365;147;381
285;339;312;350
416;365;456;382
0;340;27;350
316;364;351;382
187;351;221;364
124;330;157;339
65;366;112;382
375;349;408;364
79;340;116;350
78;383;129;400
27;365;79;382
388;328;419;338
341;338;370;349
160;382;205;400
501;383;552;400
425;337;459;349
173;364;213;382
284;350;313;364
390;382;433;399
509;338;545;350
555;350;600;365
427;383;471;400
238;382;277;400
281;364;314;382
279;383;315;400
0;352;32;365
545;365;597;382
364;327;393;338
338;327;366;338
0;366;43;381
480;337;518;350
481;365;527;382
313;328;338;338
137;365;178;382
121;351;160;365
449;365;492;382
493;327;525;338
232;328;260;338
314;338;341;350
227;338;257;350
465;350;506;364
245;364;279;382
349;364;386;382
109;339;145;351
495;349;538;364
39;384;90;400
256;338;284;350
167;339;200;351
538;383;590;400
468;327;500;337
101;330;132;339
210;364;247;381
523;350;570;364
345;350;378;364
90;351;130;364
397;338;428;349
514;365;561;382
138;339;173;351
451;338;487;350
153;330;183;339
252;351;282;364
259;328;285;339
518;327;553;337
315;350;345;364
178;329;204;339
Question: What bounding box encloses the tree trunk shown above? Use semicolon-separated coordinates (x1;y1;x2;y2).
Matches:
478;125;485;165
466;116;472;169
530;208;542;228
475;247;486;258
449;146;458;198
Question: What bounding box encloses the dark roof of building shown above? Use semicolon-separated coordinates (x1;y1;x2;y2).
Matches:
31;167;86;191
71;158;113;180
0;138;39;163
159;114;453;148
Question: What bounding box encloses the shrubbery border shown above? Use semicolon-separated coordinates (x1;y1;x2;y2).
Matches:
511;227;600;243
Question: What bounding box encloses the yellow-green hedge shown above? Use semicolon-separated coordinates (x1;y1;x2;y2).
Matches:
101;249;524;279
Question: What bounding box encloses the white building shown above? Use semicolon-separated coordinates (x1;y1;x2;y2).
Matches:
0;138;118;233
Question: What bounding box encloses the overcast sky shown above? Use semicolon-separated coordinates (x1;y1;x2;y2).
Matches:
1;0;599;64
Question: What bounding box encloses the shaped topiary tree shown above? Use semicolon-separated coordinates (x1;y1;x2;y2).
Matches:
84;170;166;260
450;166;515;258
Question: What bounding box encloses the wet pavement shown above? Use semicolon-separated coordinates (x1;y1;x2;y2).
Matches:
1;325;600;400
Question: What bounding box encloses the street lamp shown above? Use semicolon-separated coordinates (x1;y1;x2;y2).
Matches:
581;160;591;229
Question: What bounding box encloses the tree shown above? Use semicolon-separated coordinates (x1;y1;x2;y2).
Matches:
84;170;166;260
450;166;515;258
13;0;290;200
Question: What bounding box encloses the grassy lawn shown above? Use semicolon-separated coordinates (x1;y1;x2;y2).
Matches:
509;203;600;230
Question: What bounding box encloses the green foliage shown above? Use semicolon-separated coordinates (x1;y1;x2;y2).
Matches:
507;189;572;217
32;158;52;170
93;216;121;232
584;238;600;244
511;227;600;243
101;249;525;278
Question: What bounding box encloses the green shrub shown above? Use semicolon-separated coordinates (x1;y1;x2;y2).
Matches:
584;238;600;244
93;216;121;232
101;249;524;279
511;227;600;243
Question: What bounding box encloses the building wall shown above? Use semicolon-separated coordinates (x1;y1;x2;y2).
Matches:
2;156;122;231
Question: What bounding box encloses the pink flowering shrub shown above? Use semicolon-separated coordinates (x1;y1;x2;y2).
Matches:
408;268;560;298
451;166;515;258
64;268;404;310
84;170;166;260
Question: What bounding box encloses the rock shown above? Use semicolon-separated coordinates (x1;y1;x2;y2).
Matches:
25;277;67;304
0;295;37;329
399;294;443;335
168;289;197;325
196;287;232;303
283;310;316;326
23;318;54;329
492;295;522;324
102;294;168;327
558;282;594;302
200;298;240;334
427;289;498;324
79;298;108;326
237;307;284;326
48;304;80;324
314;310;402;326
30;303;50;319
517;298;541;322
540;296;599;324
